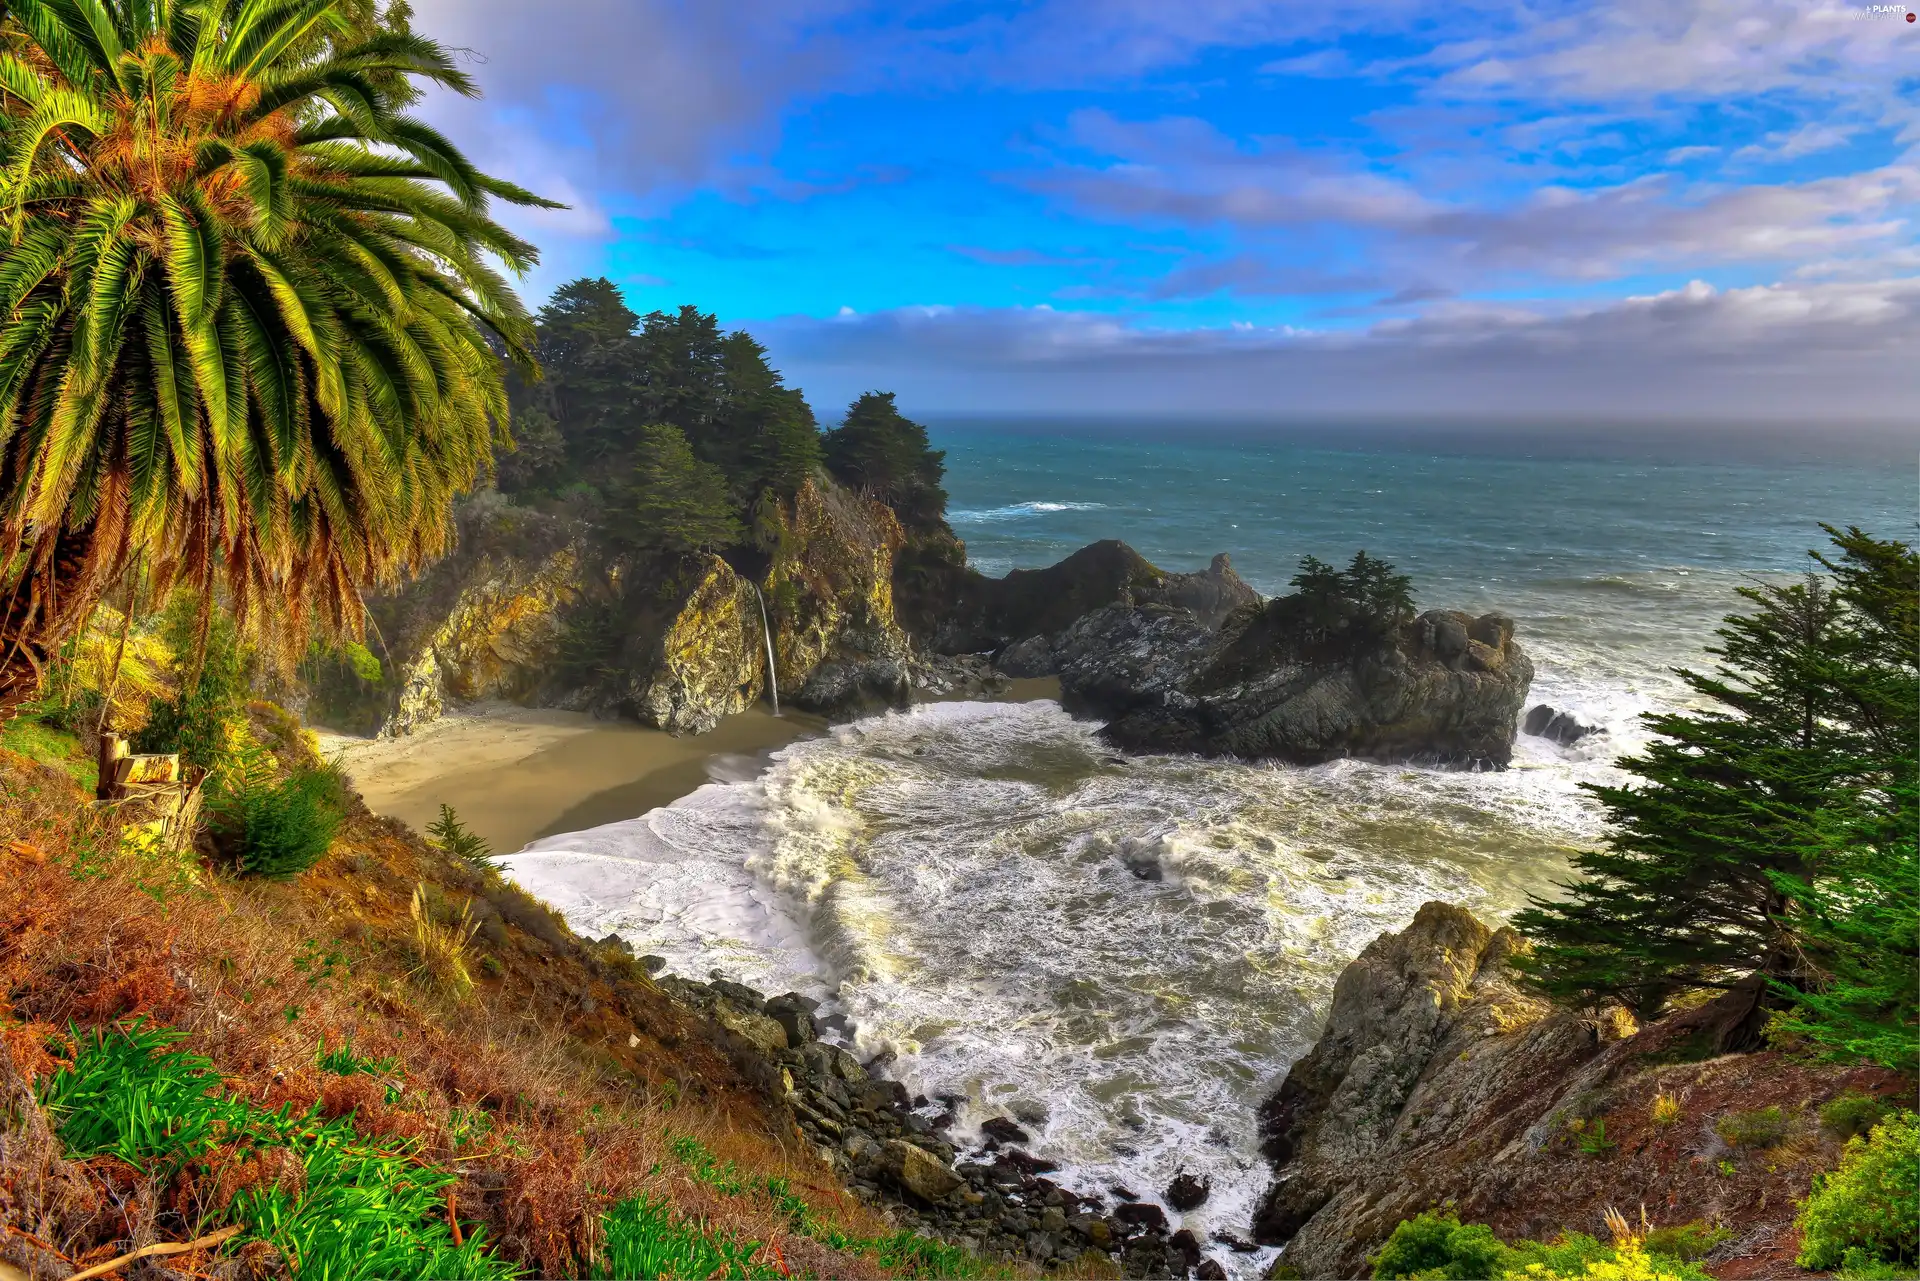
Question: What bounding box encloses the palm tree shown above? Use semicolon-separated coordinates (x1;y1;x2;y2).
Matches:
0;0;554;707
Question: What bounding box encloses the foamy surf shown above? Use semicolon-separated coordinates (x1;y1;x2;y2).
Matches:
500;688;1650;1279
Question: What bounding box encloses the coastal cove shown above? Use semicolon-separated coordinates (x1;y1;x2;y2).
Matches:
314;425;1915;1279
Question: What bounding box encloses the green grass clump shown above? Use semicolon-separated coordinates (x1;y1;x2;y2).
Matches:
1796;1111;1919;1272
0;716;94;790
595;1195;780;1280
39;1021;518;1280
211;759;348;878
1640;1222;1730;1262
1714;1106;1791;1149
1822;1091;1896;1141
1370;1210;1515;1280
315;1038;400;1078
665;1133;987;1279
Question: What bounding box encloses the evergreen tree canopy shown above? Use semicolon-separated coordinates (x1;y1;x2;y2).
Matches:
1280;551;1417;649
1516;526;1917;1057
822;392;948;533
502;285;824;517
623;424;742;558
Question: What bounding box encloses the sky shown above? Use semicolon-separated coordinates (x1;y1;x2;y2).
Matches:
411;0;1920;422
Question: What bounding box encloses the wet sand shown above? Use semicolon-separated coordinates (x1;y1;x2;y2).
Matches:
317;704;820;855
317;677;1059;855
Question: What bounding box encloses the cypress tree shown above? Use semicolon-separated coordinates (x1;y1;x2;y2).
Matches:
626;424;743;557
1515;527;1916;1029
823;392;948;532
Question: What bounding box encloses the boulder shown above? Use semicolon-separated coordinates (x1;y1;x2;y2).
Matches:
1522;703;1602;746
1115;1202;1168;1233
881;1139;964;1203
981;1117;1032;1146
994;634;1057;678
1165;1170;1211;1211
708;1000;790;1057
1057;601;1534;767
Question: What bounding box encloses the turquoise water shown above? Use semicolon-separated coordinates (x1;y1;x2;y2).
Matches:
508;421;1914;1276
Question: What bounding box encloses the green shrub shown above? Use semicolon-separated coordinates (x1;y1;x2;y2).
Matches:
1714;1106;1791;1149
40;1022;518;1280
211;760;348;879
1796;1111;1920;1271
1823;1091;1897;1141
1835;1249;1919;1280
1371;1214;1716;1281
427;803;495;867
1371;1210;1512;1280
1640;1222;1730;1262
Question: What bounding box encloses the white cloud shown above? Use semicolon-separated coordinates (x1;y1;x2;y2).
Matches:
753;276;1920;419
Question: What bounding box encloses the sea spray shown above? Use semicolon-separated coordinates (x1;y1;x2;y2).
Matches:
503;697;1638;1278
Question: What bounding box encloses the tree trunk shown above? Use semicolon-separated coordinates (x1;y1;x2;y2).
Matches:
0;529;104;714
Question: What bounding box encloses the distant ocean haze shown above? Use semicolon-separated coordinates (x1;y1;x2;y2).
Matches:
502;417;1914;1280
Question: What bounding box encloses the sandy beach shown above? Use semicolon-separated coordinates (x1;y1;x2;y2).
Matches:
317;678;1060;856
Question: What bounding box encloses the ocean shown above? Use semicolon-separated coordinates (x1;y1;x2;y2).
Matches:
501;420;1915;1276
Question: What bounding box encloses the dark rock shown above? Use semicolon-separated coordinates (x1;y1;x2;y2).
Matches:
769;1005;815;1047
997;1147;1060;1175
1109;1184;1139;1201
996;634;1058;678
1114;1202;1168;1232
912;540;1262;655
639;954;668;974
981;1117;1032;1146
1248;901;1623;1277
707;976;767;1010
1171;1228;1203;1269
1195;1259;1228;1280
598;932;634;955
1522;703;1602;746
1165;1170;1211;1211
1056;598;1534;767
1214;1233;1260;1253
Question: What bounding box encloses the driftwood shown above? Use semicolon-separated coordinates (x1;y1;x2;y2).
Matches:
63;1225;243;1281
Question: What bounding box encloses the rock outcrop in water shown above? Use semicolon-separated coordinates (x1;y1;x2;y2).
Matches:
347;479;913;736
907;539;1261;659
1053;599;1534;766
1249;903;1904;1279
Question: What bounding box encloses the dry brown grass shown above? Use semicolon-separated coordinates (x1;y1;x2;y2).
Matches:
0;746;902;1278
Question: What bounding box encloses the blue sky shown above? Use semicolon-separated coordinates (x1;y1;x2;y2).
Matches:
415;0;1918;420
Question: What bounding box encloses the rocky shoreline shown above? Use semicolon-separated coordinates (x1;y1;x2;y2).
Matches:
647;964;1229;1279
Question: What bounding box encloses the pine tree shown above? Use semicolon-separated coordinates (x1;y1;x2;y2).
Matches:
823;392;948;532
1515;527;1915;1026
626;425;743;557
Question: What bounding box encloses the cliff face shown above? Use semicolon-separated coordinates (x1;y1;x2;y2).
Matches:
355;479;912;738
1056;605;1533;766
372;495;583;736
1251;904;1904;1279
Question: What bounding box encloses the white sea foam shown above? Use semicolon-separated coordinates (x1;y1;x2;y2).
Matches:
500;662;1657;1278
950;500;1108;523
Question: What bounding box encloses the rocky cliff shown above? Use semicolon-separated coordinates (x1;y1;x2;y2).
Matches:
1054;603;1533;766
905;539;1261;659
1251;904;1904;1279
348;478;914;737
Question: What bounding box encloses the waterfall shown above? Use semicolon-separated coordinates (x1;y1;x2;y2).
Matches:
750;584;780;716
